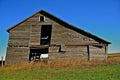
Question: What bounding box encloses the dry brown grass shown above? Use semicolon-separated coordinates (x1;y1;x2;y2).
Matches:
0;60;115;70
0;53;120;70
107;53;120;64
108;53;120;59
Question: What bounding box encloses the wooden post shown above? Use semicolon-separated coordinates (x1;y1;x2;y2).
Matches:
1;56;3;68
105;45;108;61
87;45;90;61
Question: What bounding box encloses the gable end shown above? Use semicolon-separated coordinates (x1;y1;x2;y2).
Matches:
7;10;111;44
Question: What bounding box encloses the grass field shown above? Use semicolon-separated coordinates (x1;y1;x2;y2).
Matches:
0;53;120;80
108;53;120;61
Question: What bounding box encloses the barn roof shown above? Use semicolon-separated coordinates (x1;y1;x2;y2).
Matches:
7;10;111;44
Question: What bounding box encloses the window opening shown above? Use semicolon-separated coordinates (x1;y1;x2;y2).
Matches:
29;48;48;62
39;16;45;21
40;25;52;45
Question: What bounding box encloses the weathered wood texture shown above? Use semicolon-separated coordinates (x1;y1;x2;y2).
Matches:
6;47;29;65
49;46;88;61
89;46;107;60
51;23;97;45
6;11;109;65
29;25;41;46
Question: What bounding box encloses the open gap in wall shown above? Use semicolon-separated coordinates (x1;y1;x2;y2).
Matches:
40;25;52;45
29;48;48;62
93;45;103;48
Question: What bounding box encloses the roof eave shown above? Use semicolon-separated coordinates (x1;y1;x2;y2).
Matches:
40;10;111;44
6;10;44;32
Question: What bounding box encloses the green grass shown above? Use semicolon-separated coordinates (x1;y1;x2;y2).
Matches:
0;64;120;80
0;53;120;80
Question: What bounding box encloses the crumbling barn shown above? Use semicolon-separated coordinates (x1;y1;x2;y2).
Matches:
5;10;111;65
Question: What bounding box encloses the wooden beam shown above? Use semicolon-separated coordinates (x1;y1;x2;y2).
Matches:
87;45;90;61
30;45;49;49
65;43;107;46
105;46;108;61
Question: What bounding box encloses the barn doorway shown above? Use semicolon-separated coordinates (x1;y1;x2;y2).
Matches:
40;25;52;45
29;48;48;62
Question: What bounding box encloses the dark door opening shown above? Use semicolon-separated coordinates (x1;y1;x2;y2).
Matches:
40;25;52;45
29;48;48;62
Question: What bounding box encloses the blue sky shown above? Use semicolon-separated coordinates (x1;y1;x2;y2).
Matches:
0;0;120;59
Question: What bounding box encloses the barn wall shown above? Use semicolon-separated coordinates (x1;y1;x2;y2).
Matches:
8;24;30;47
49;46;88;61
6;12;108;65
89;46;107;60
41;15;108;61
6;21;31;65
44;15;106;61
6;13;42;65
8;13;43;47
8;12;101;47
46;19;99;45
5;47;29;65
29;25;41;46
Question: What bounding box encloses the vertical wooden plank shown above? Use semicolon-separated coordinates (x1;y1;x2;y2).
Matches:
29;25;32;47
87;45;90;61
105;46;108;61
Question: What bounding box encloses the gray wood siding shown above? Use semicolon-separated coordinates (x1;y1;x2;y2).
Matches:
49;46;88;61
6;12;108;65
5;47;29;65
44;16;99;45
89;46;107;60
29;25;41;46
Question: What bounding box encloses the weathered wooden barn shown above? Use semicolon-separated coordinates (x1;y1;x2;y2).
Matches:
5;10;111;65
